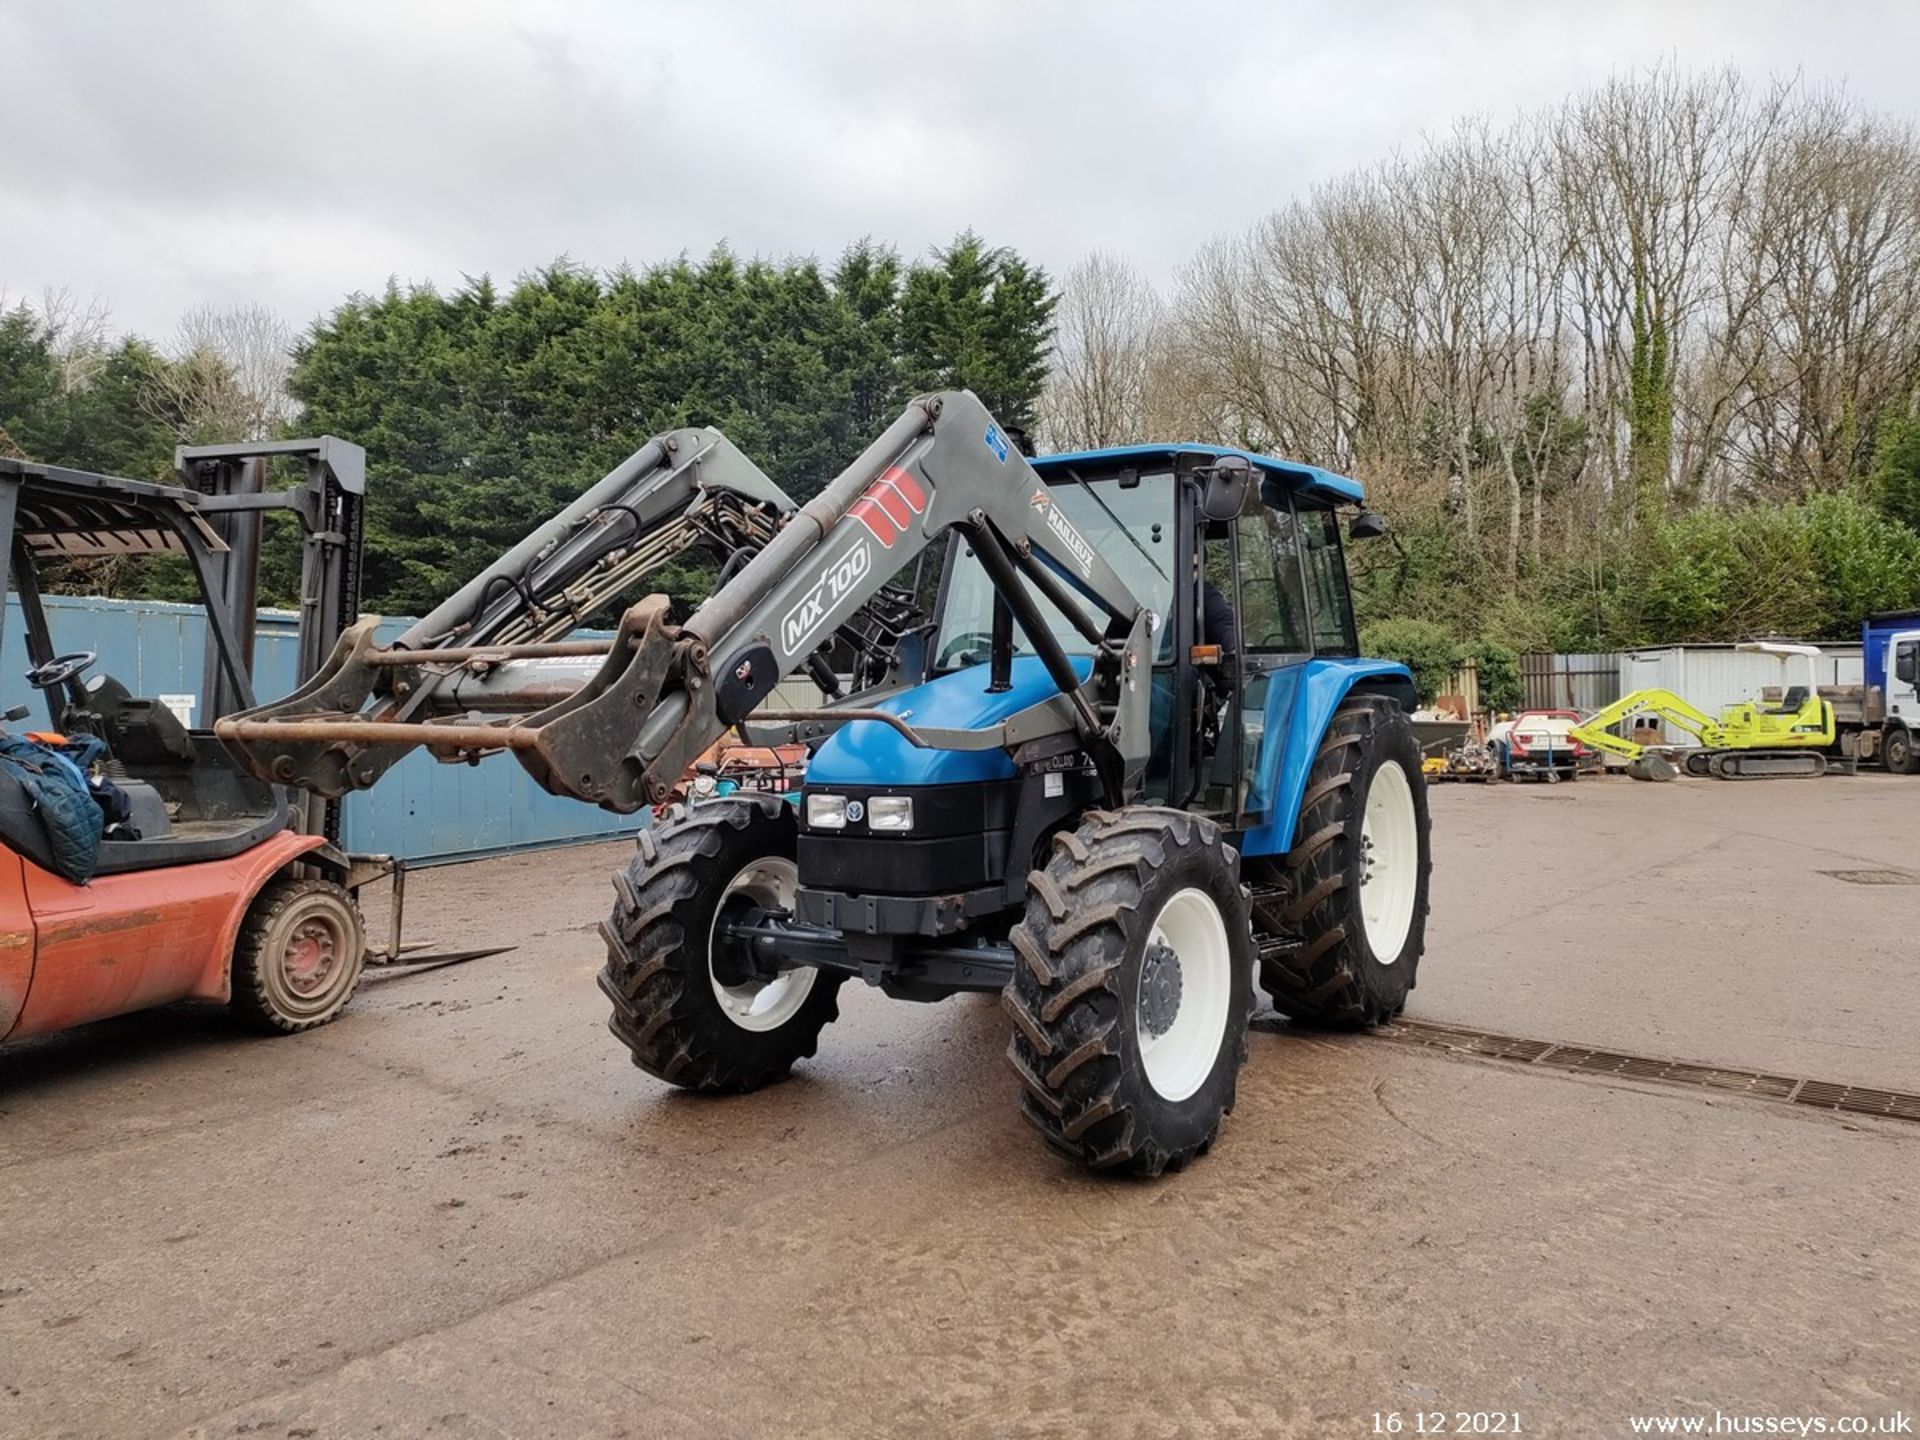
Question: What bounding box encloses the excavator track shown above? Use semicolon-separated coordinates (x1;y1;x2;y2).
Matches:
1706;749;1828;780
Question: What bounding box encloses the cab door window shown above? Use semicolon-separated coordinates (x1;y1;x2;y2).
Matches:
1297;505;1357;656
1233;482;1309;654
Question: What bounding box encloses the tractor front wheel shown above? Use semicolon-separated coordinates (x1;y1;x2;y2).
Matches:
1004;807;1253;1176
231;878;366;1034
1252;695;1432;1027
599;794;842;1092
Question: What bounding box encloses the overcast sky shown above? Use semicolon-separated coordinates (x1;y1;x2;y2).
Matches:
3;0;1918;344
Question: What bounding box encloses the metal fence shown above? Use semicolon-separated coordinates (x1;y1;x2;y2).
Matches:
1519;652;1622;715
2;593;648;865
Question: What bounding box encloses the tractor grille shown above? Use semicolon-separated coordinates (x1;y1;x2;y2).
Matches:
1369;1019;1920;1125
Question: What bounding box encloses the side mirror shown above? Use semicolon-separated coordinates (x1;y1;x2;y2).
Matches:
1349;511;1389;540
1200;455;1252;525
2;704;28;724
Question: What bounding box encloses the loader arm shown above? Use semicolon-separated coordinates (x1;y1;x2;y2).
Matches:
1569;688;1727;760
215;425;805;798
218;392;1155;814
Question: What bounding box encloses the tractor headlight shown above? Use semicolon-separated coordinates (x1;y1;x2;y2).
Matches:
805;793;848;830
867;795;915;831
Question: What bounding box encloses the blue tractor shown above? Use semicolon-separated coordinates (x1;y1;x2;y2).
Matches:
220;391;1432;1175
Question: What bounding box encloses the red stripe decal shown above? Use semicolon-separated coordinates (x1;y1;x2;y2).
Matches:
868;481;913;529
880;466;927;512
849;498;897;547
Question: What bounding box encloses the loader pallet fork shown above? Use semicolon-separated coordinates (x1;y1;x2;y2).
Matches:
216;422;928;809
223;390;1431;1177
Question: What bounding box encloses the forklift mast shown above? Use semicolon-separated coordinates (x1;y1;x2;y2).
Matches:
172;437;367;840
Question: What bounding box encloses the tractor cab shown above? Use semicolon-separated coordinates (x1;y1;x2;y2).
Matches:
801;445;1403;894
788;443;1413;1006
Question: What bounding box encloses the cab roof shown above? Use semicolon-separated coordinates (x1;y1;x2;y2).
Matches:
1031;443;1365;506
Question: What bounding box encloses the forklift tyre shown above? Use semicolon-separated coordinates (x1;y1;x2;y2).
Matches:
599;794;842;1093
231;878;367;1034
1004;807;1253;1177
1254;696;1431;1028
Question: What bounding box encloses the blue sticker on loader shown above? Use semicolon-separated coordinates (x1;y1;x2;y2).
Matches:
984;423;1009;464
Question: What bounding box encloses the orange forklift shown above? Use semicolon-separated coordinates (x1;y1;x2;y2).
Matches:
0;439;415;1043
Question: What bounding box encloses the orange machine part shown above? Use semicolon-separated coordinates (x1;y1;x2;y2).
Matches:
4;829;326;1042
0;851;32;1038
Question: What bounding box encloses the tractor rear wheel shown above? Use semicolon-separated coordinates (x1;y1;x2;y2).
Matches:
231;878;366;1034
599;794;842;1093
1251;695;1431;1027
1004;807;1253;1176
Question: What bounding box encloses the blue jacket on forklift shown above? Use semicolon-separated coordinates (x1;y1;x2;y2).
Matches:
0;732;105;883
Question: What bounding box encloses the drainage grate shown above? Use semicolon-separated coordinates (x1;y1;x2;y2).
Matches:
1820;869;1920;886
1372;1020;1920;1125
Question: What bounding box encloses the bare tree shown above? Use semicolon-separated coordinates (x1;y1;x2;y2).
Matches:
1551;65;1754;524
1735;96;1920;491
168;301;296;441
1052;63;1920;629
39;287;113;391
1042;252;1164;450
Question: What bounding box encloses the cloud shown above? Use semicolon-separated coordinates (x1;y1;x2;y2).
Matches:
1;0;1915;339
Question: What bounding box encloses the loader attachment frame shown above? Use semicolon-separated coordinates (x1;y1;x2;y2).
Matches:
218;392;1156;815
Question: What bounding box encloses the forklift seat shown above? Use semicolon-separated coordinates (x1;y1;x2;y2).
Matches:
83;677;196;768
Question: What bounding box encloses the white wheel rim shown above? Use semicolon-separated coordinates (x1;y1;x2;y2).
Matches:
1137;887;1232;1103
708;857;817;1032
1360;759;1419;962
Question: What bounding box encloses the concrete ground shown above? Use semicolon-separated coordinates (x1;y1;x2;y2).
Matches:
2;774;1916;1439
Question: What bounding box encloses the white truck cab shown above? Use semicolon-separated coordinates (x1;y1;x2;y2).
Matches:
1862;611;1920;773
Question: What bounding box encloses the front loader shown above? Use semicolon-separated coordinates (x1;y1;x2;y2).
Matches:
219;391;1432;1175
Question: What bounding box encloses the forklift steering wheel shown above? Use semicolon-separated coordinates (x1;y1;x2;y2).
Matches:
25;651;96;690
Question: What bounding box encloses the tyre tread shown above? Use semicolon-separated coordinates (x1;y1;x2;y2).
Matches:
599;794;841;1093
1004;806;1252;1177
1252;696;1432;1028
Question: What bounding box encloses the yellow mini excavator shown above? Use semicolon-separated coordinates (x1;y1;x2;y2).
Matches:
1570;642;1836;781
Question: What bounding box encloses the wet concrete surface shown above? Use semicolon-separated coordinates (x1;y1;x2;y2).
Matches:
1;776;1915;1437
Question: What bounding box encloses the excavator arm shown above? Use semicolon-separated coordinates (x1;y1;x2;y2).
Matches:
217;391;1155;814
1569;688;1726;760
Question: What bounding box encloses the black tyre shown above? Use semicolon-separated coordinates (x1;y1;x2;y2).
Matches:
599;794;842;1092
231;878;366;1034
1251;696;1431;1027
1004;807;1253;1177
1885;726;1918;775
